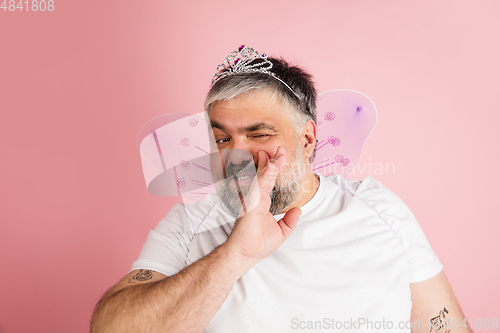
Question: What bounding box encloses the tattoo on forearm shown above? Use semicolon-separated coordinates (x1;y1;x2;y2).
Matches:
430;307;450;333
128;269;154;283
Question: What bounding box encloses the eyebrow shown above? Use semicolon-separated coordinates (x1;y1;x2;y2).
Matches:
210;120;278;134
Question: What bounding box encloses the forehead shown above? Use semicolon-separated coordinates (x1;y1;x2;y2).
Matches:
209;90;293;131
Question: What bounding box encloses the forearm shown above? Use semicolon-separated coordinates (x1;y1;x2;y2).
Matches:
91;243;254;333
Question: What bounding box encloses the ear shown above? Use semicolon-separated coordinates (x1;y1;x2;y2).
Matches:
301;119;317;162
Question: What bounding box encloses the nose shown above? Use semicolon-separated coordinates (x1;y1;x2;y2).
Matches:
222;136;256;172
225;148;254;168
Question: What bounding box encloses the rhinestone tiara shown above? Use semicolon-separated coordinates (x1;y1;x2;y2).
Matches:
211;44;301;99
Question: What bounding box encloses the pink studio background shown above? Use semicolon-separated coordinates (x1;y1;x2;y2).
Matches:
1;1;499;332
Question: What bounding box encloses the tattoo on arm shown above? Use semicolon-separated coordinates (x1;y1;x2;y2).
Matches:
128;269;154;284
430;307;450;333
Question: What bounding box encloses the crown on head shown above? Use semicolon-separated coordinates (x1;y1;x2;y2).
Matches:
211;44;301;99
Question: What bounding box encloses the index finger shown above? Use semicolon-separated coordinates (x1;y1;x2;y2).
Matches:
257;146;287;193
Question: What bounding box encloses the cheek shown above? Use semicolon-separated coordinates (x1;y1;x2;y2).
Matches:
258;146;297;174
254;143;280;165
248;136;295;168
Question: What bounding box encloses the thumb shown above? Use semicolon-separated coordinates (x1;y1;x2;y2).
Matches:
277;207;301;240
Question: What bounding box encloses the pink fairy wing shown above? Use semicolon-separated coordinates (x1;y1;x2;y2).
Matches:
312;90;377;178
137;112;217;201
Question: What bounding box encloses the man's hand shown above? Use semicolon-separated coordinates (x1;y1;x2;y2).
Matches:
92;146;302;333
224;146;302;266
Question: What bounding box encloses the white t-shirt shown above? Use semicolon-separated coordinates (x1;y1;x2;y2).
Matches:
131;174;443;332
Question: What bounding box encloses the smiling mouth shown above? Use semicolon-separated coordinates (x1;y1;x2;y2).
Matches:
235;175;253;181
229;171;257;182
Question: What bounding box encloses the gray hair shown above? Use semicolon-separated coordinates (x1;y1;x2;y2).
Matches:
205;57;318;162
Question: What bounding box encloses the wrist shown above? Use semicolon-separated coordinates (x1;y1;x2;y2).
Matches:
218;241;259;278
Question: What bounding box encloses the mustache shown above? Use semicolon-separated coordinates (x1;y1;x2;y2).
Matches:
224;160;257;178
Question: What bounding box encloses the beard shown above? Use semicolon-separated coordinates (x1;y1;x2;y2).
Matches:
212;143;307;218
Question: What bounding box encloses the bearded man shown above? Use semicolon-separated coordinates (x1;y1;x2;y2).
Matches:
91;46;471;333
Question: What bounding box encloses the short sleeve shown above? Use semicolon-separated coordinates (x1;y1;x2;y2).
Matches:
354;176;443;283
130;203;195;276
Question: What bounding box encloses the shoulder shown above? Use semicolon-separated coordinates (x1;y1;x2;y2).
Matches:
325;175;406;211
322;175;362;196
343;175;443;282
322;173;373;197
323;174;419;248
352;176;417;223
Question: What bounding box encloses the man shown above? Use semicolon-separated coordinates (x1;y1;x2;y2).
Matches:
91;45;471;332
